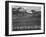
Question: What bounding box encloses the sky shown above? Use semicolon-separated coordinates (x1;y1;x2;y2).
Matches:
12;5;41;11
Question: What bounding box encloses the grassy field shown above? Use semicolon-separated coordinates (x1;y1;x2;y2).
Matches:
12;12;41;31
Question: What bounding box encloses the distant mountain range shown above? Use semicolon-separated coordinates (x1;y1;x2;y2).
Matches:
12;7;41;17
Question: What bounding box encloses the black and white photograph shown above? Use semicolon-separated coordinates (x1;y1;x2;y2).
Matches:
12;6;41;31
5;1;45;36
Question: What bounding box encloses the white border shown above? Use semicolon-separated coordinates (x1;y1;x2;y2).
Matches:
9;3;44;35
